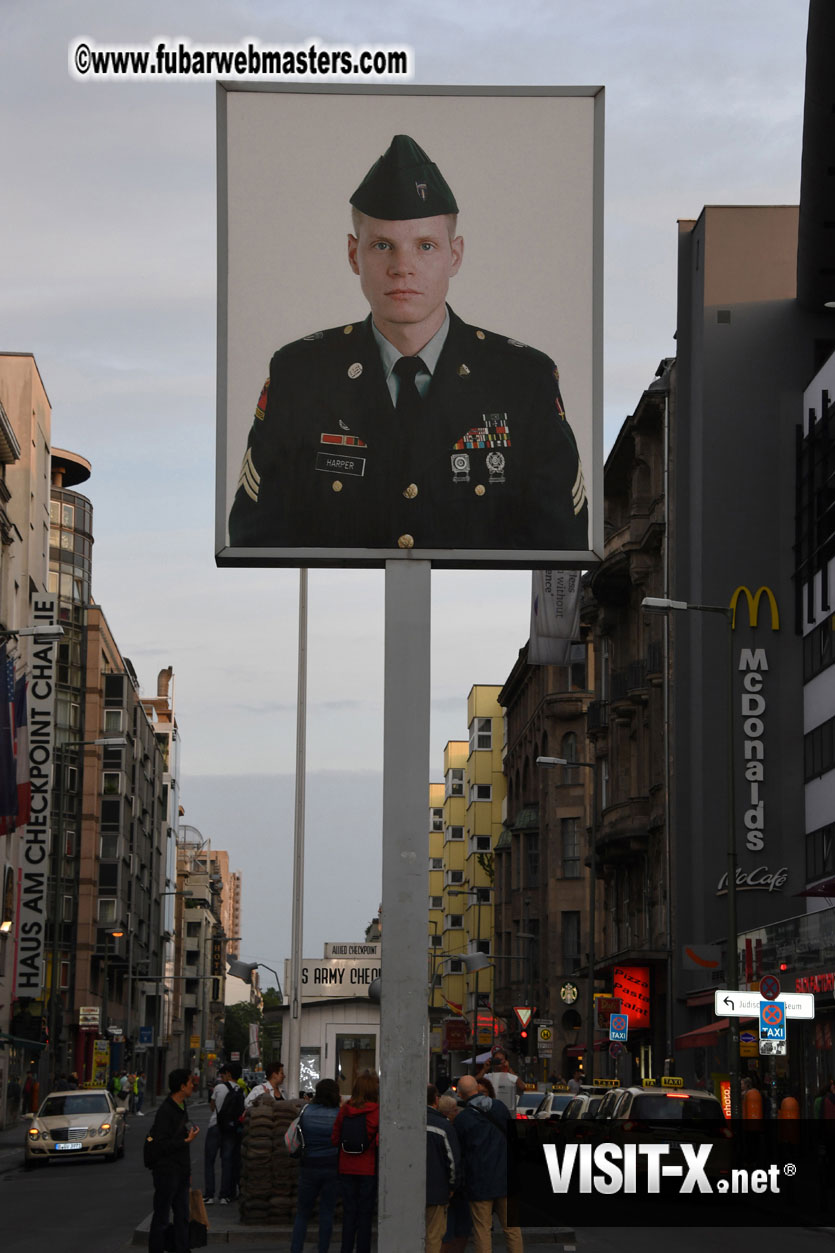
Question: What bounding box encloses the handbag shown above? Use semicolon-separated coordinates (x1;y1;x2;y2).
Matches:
284;1105;306;1158
189;1188;210;1228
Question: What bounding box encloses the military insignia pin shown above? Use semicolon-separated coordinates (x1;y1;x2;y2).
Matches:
451;453;470;483
348;362;363;379
486;451;506;484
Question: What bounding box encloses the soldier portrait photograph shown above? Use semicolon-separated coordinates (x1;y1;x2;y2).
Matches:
217;89;601;566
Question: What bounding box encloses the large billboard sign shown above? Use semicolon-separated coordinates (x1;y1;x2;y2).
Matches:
216;85;603;569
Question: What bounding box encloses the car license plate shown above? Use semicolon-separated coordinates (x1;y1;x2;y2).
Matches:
55;1142;82;1151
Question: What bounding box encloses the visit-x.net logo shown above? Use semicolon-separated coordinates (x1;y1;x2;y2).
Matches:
543;1143;784;1196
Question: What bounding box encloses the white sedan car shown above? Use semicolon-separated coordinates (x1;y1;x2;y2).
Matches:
24;1088;126;1167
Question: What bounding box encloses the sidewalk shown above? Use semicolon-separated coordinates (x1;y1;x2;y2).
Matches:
131;1203;577;1250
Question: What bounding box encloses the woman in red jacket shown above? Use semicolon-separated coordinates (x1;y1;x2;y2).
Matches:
331;1069;379;1253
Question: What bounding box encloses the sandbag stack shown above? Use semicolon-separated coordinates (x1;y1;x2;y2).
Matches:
238;1095;304;1225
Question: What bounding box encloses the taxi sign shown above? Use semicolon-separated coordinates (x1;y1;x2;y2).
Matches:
609;1013;628;1042
595;1078;620;1087
660;1076;684;1088
759;1000;786;1041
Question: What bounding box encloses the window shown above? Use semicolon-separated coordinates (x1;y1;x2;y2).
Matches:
475;887;492;904
469;717;492;752
448;958;463;973
104;708;125;734
445;825;464;841
429;896;443;909
561;733;578;783
100;833;119;860
59;960;70;990
103;772;121;795
471;835;492;854
526;832;539;886
474;938;491;955
446;768;464;798
562;818;580;878
446;869;464;885
429;933;442;947
431;807;443;832
470;784;492;803
62;895;73;922
562;911;581;973
430;858;443;870
65;830;76;858
805;716;835;782
803;616;835;683
98;898;117;924
446;914;464;929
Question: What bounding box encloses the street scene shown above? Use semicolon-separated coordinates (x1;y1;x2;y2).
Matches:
3;0;835;1249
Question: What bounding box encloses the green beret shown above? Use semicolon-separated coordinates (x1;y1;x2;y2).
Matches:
350;134;459;221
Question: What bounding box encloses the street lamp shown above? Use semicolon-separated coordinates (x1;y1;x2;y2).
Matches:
641;595;740;1117
537;755;598;1084
0;624;64;643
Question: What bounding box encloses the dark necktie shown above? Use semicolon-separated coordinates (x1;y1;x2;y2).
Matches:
393;356;426;421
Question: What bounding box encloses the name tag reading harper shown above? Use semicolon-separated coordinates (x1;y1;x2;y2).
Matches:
315;452;366;477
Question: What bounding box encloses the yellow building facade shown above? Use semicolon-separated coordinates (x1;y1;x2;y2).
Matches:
428;686;506;1074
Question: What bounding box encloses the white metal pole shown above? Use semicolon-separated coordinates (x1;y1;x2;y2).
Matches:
286;568;307;1098
379;560;431;1251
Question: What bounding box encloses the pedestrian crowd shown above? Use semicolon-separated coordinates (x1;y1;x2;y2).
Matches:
144;1058;524;1252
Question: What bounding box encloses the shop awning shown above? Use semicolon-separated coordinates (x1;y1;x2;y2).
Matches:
675;1017;754;1050
565;1040;608;1056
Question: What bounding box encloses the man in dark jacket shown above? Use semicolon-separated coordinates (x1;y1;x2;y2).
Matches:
453;1075;522;1253
146;1068;199;1253
426;1083;460;1253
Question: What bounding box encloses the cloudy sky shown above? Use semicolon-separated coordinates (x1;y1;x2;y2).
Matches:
1;1;810;974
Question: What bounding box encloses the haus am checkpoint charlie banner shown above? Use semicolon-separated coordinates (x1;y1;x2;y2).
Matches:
215;85;603;569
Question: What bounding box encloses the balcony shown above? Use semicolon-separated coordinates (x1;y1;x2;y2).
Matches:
610;661;647;706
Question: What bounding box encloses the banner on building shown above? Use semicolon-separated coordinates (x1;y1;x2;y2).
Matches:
13;597;57;999
529;570;583;665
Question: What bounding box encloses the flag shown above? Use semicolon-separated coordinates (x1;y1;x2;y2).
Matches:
441;994;464;1016
0;646;16;822
0;669;30;834
528;570;582;665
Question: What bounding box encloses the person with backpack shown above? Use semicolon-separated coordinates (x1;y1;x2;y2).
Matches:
331;1069;379;1253
145;1068;199;1253
214;1061;246;1204
290;1077;342;1253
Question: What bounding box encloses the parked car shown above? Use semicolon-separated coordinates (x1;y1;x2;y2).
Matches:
534;1090;576;1122
515;1090;546;1119
23;1088;126;1167
604;1086;732;1183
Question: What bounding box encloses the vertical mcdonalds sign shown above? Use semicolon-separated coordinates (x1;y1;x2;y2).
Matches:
13;597;57;998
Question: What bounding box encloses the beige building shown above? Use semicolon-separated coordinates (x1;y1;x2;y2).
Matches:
0;354;52;1128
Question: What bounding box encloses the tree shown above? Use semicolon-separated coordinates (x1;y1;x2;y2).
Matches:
222;1001;262;1059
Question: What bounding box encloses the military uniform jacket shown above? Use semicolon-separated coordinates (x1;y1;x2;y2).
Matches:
229;307;588;555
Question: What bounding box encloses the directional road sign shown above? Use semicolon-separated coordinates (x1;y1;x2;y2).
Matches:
609;1013;629;1042
760;1000;786;1041
713;989;814;1019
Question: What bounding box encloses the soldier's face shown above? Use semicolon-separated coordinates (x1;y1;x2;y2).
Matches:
348;215;463;341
